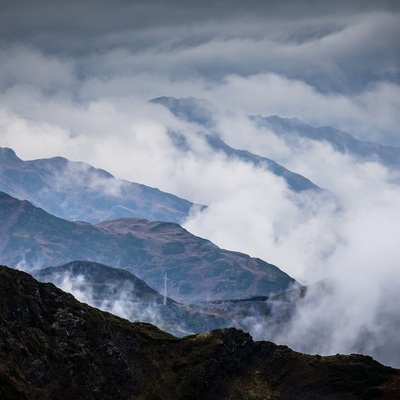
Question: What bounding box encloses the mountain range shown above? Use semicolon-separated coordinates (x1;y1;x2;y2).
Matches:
152;96;321;192
7;92;391;232
0;190;296;302
252;115;400;169
1;98;398;230
151;96;400;170
2;265;399;400
0;147;196;224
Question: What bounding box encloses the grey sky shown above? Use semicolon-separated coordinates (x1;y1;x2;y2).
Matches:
0;0;399;147
1;0;399;93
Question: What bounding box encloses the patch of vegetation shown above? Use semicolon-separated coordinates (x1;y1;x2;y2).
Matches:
179;282;193;295
227;368;278;400
327;361;394;399
162;241;186;255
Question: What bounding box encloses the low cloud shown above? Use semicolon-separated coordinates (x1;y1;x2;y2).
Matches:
176;106;400;367
55;273;169;331
0;46;75;92
205;73;400;146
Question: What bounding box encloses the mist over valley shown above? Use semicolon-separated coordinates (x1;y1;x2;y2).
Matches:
1;1;400;397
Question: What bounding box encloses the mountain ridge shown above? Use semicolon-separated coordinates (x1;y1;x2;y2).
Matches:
0;146;198;224
0;191;296;302
151;96;322;192
1;264;399;400
151;96;400;171
33;260;230;336
253;114;400;168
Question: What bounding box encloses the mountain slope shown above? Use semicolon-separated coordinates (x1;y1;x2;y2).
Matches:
1;265;399;400
33;261;230;336
169;130;320;192
35;260;167;304
151;96;400;172
32;261;305;339
0;191;296;302
151;96;321;192
252;115;400;169
151;96;216;127
0;147;197;224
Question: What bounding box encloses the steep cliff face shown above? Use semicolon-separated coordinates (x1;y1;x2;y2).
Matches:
1;265;399;400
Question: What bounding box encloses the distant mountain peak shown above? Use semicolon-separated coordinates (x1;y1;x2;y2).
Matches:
0;147;21;162
150;96;216;128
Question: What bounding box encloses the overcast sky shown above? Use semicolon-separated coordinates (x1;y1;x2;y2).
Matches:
0;0;399;144
1;0;400;365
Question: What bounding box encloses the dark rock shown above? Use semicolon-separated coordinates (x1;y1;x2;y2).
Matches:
1;265;399;400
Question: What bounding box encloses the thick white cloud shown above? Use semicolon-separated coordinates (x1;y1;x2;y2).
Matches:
204;73;400;145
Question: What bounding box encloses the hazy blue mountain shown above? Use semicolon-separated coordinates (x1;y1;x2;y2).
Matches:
152;96;217;128
169;131;320;192
0;191;297;303
0;147;197;224
34;261;230;336
252;115;400;169
35;261;168;304
151;96;321;192
152;96;400;172
33;260;305;339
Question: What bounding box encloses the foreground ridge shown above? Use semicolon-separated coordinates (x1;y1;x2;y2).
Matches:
0;265;399;400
